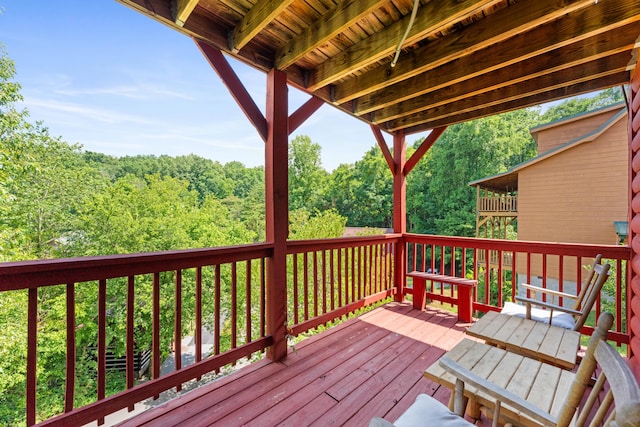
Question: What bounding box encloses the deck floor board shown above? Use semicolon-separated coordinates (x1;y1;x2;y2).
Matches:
115;302;476;427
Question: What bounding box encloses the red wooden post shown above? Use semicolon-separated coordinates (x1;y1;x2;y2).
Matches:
628;59;640;381
412;277;427;310
393;131;407;302
265;68;289;361
457;285;474;323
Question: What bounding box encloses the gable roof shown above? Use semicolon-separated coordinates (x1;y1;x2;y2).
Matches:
468;105;627;192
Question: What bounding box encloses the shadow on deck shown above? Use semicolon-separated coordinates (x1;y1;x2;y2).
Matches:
116;302;475;426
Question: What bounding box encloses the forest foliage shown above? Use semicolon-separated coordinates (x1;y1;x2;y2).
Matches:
0;45;626;424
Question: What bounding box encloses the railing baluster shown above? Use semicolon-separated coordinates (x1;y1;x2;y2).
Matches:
510;250;516;303
195;267;202;377
152;272;160;393
322;249;327;314
231;262;237;351
497;250;503;307
349;247;360;301
246;260;252;346
174;270;182;392
26;287;37;427
330;249;335;312
98;279;106;425
337;249;343;309
559;255;565;306
214;265;221;360
541;255;548;302
313;251;319;317
260;258;266;338
127;275;135;410
303;252;309;321
65;283;75;413
293;253;299;325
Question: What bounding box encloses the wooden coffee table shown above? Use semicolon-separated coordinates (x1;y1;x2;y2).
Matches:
465;311;580;369
424;338;575;427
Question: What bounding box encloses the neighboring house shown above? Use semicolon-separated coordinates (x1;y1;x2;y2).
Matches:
469;102;628;292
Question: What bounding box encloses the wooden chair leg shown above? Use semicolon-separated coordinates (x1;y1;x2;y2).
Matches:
465;397;480;420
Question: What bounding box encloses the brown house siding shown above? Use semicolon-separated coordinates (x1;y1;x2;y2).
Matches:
534;107;622;153
517;116;628;280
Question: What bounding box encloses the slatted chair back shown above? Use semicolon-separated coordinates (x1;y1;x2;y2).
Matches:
515;255;610;332
573;340;640;427
572;255;609;331
551;312;639;427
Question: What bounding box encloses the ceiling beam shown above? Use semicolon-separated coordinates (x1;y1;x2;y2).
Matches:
275;0;382;70
230;0;295;53
370;25;640;123
355;15;640;116
402;72;629;134
333;0;598;103
307;0;499;91
174;0;199;27
383;55;630;132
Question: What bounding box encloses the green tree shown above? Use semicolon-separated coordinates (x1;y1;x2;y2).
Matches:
540;87;625;123
289;209;347;240
288;135;328;211
408;109;539;236
349;147;393;228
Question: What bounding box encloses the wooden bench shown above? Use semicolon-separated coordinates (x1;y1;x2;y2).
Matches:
408;271;477;322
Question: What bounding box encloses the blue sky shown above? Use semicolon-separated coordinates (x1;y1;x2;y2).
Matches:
0;1;414;171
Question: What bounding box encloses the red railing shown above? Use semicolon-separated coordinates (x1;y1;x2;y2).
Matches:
287;235;400;336
404;234;631;345
0;233;630;425
2;244;273;426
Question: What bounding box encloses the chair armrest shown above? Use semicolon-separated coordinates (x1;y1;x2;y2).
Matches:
438;357;557;426
514;296;582;317
520;283;579;300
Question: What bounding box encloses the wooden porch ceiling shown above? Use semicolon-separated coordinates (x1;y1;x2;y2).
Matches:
116;0;640;136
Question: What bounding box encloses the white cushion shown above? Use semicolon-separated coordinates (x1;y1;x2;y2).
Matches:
369;394;474;427
501;301;576;330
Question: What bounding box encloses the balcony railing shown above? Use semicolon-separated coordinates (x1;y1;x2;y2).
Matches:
404;234;630;344
0;234;631;425
477;195;518;213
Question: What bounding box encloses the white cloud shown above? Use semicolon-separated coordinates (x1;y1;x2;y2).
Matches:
55;84;194;100
21;97;154;125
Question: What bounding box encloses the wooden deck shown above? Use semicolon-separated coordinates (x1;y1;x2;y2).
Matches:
115;302;474;426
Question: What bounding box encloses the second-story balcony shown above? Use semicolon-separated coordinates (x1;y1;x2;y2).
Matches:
477;195;518;214
2;234;630;426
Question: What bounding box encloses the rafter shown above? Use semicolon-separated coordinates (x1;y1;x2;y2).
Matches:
174;0;199;27
275;0;382;70
387;61;630;133
402;72;629;134
333;0;596;103
355;15;640;116
307;0;499;91
370;24;640;123
230;0;294;53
